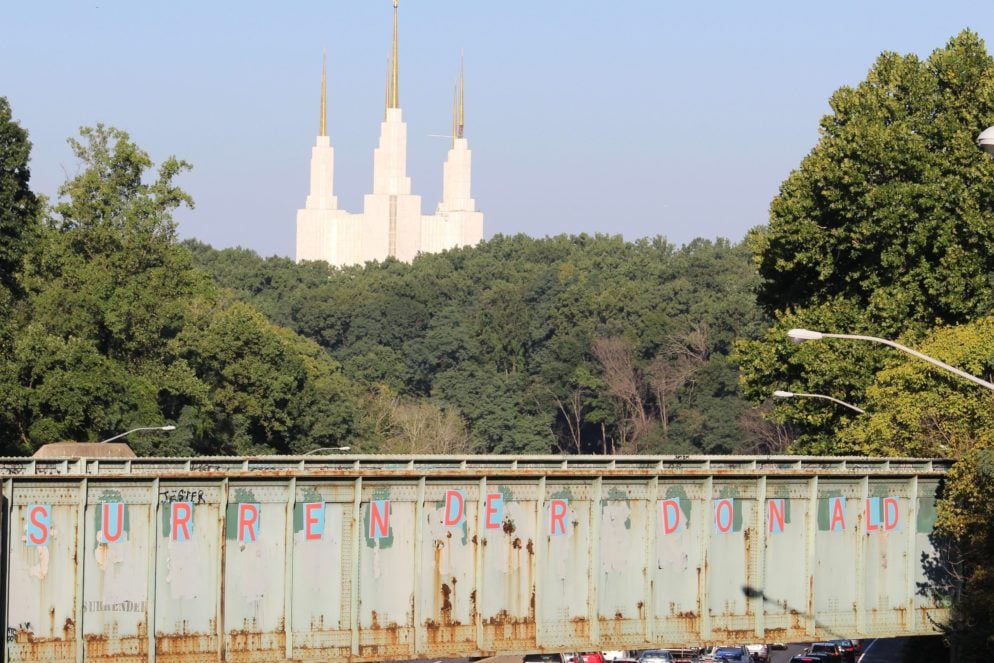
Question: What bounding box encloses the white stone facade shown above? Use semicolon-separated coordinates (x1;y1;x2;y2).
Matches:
295;9;483;268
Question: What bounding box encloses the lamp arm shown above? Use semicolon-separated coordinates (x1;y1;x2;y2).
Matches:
823;333;994;392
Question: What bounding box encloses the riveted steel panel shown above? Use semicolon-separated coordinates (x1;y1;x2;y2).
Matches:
224;483;287;663
290;481;354;661
597;482;650;650
7;485;82;663
155;483;222;663
538;482;592;650
707;481;760;641
761;481;810;640
653;480;707;645
478;481;537;653
416;482;479;658
82;483;153;663
356;482;417;661
812;480;862;635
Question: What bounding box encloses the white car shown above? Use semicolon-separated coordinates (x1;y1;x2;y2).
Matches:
603;652;631;661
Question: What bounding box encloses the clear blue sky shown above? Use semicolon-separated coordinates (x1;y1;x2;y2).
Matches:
3;1;993;257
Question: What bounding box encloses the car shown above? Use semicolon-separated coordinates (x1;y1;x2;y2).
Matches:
807;643;843;663
666;647;700;663
789;654;831;663
829;639;857;663
744;644;769;662
523;654;567;663
581;653;606;663
602;652;632;661
637;650;674;663
711;646;750;663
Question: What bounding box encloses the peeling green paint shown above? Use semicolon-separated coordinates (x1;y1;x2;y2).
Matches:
363;488;395;549
93;490;130;549
816;490;845;531
770;486;792;524
716;486;743;532
917;496;937;533
225;488;258;539
293;487;323;533
664;485;692;524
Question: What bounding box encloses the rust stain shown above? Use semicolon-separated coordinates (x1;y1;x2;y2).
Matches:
441;583;453;619
502;518;516;535
512;537;522;549
526;539;534;555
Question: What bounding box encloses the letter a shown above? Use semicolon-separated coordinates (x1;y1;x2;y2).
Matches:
829;497;846;532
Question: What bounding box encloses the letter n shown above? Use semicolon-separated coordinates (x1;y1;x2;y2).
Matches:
767;499;785;534
369;500;390;540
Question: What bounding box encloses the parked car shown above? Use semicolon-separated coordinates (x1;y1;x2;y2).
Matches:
602;651;631;661
744;644;769;662
789;653;831;663
523;654;567;663
829;639;857;663
581;653;606;663
711;646;750;663
637;650;674;663
666;647;700;663
807;643;843;663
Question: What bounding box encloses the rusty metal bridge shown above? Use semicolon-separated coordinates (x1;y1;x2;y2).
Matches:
2;454;952;662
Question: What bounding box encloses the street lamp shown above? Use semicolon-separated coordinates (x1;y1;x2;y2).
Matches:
99;425;176;444
772;389;865;414
787;328;994;392
302;446;351;455
977;126;994;156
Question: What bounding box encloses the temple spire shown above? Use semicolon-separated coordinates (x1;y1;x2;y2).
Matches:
451;83;458;148
458;51;465;139
319;50;327;137
389;0;400;109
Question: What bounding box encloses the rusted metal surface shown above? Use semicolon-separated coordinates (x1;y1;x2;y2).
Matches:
2;455;952;662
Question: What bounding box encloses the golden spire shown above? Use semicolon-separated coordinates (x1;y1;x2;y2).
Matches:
384;55;391;118
458;50;465;139
390;0;399;108
451;83;458;148
320;50;327;137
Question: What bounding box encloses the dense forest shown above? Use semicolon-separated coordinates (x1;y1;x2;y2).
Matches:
186;234;771;456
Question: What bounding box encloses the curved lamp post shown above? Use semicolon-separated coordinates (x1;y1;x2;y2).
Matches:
773;389;865;414
787;328;994;392
99;425;176;444
302;446;351;455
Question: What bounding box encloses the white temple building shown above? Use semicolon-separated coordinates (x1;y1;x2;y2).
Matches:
295;1;484;267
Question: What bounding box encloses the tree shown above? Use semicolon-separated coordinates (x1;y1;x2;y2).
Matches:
0;97;39;301
738;31;994;452
753;31;994;335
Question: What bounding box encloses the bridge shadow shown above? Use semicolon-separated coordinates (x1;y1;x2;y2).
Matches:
739;584;847;641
